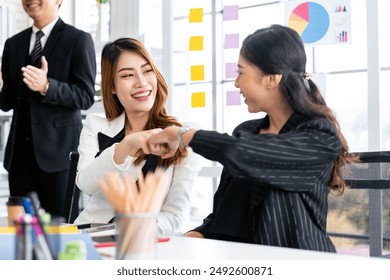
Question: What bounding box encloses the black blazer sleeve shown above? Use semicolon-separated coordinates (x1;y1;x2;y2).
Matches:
42;21;96;110
189;118;341;191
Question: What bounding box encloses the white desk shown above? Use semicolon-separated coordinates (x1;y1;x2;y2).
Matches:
96;235;369;260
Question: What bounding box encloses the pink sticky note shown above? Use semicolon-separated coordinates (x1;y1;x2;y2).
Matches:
224;34;239;49
225;63;238;79
223;5;239;21
226;90;241;106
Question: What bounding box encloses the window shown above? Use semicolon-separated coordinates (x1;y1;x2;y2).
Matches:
170;0;389;253
79;0;390;251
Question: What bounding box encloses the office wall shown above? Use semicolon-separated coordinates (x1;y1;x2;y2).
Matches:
0;0;29;52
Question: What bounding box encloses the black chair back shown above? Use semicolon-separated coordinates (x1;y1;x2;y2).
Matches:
63;151;80;224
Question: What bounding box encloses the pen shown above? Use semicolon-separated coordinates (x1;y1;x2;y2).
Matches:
80;223;116;233
41;212;51;233
23;214;34;260
32;216;53;260
15;214;33;260
28;192;55;259
22;197;33;215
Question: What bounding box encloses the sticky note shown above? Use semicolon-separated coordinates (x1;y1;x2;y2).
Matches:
226;90;241;106
191;92;206;108
223;5;239;21
225;63;238;79
189;36;204;51
224;33;239;49
189;8;203;23
190;65;205;81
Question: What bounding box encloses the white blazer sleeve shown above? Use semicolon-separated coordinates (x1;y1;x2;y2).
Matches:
156;148;201;235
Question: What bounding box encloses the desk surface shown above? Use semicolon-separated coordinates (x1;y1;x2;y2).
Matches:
0;217;374;260
96;235;369;260
1;224;373;260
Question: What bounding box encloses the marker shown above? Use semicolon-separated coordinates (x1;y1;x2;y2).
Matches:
28;192;55;259
22;197;33;215
41;212;51;232
15;214;33;260
32;216;53;260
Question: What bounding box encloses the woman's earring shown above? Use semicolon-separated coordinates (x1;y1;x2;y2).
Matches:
267;85;270;90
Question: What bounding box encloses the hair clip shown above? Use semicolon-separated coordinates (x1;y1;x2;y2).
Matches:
303;73;312;81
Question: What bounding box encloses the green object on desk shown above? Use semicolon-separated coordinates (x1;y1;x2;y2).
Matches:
58;240;87;260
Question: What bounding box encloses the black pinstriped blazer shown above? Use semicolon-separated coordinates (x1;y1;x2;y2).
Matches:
191;112;339;252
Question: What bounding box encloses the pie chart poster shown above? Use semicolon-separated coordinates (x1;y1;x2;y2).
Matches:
285;0;351;45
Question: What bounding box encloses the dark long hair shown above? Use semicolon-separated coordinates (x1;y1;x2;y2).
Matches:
100;37;187;166
240;24;356;194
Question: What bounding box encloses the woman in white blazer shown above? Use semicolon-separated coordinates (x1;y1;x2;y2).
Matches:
74;38;201;236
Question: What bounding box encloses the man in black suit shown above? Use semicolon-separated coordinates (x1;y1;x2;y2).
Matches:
0;0;96;218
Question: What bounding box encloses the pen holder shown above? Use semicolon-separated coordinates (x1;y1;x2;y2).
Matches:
115;212;157;260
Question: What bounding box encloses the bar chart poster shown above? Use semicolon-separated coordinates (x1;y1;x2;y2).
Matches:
285;0;351;45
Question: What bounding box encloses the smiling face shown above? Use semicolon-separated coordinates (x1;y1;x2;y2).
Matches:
22;0;61;28
112;51;158;118
234;54;270;113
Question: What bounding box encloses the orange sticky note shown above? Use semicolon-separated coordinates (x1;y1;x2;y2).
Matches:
189;8;203;23
191;92;206;108
189;36;204;51
190;65;205;81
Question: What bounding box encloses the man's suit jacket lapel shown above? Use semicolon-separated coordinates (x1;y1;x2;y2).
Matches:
42;18;65;59
15;29;32;97
18;29;31;66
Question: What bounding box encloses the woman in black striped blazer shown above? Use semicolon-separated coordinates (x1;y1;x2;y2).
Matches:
148;24;355;252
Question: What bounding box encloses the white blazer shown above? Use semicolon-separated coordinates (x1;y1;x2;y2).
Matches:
74;112;201;235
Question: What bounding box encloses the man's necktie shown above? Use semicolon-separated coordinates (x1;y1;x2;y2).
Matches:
30;30;44;66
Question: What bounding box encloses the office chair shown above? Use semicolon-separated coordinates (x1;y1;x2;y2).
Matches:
62;151;80;224
328;151;390;257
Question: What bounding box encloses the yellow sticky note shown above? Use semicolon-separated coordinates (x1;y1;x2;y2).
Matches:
189;36;203;51
191;92;206;108
189;8;203;23
190;65;205;81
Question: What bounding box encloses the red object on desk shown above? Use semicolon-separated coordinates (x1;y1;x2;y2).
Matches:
95;241;116;248
157;237;170;243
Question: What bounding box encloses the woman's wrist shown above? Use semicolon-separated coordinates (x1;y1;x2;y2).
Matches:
178;126;191;148
176;126;197;148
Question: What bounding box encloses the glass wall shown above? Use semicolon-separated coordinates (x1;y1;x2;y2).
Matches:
168;0;389;255
378;0;390;150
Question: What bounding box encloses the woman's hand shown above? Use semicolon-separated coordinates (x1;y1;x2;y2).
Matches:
148;126;181;159
114;128;164;164
124;128;164;156
184;231;204;238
